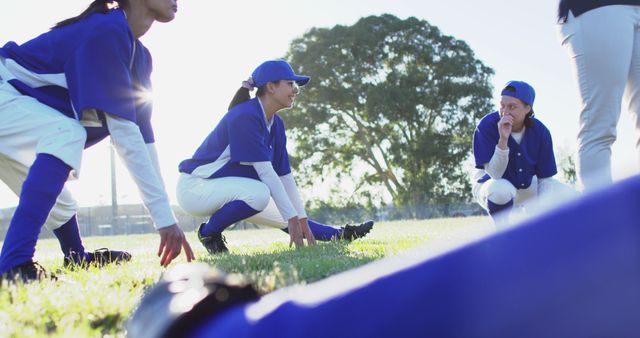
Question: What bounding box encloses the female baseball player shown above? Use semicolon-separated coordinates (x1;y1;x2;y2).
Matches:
472;81;571;223
0;0;194;282
176;60;373;254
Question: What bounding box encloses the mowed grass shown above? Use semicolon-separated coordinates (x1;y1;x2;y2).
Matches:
0;217;493;338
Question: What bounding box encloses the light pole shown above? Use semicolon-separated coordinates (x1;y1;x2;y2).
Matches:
110;138;118;231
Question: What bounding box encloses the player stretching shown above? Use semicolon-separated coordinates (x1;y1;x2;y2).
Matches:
472;81;572;224
0;0;194;282
176;60;373;254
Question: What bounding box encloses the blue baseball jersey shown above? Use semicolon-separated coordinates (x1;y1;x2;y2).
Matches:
0;8;155;147
179;98;292;180
473;112;558;189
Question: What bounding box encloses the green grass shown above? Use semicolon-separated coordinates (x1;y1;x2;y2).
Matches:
0;217;492;337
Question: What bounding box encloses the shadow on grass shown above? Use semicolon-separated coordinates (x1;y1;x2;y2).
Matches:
196;240;381;293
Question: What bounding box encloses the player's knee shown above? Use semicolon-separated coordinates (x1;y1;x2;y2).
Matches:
486;179;516;205
245;184;270;211
66;121;87;149
37;119;87;164
53;118;87;150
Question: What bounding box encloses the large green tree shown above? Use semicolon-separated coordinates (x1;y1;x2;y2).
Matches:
283;14;494;212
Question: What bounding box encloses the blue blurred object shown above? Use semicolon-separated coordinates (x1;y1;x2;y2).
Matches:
160;175;640;338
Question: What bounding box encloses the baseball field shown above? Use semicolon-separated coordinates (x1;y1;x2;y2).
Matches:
0;216;492;337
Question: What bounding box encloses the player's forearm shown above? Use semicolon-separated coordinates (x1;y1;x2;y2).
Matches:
280;173;307;219
252;162;297;221
485;145;509;179
497;136;509;150
104;113;177;229
146;143;167;190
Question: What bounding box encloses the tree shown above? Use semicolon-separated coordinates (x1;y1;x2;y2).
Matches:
283;14;494;214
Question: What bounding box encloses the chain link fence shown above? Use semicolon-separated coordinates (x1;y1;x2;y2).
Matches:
0;202;485;240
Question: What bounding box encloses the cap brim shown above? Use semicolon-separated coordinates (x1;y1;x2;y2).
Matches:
293;75;310;86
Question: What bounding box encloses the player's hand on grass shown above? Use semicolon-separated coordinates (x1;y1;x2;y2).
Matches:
287;217;305;249
299;218;316;246
158;224;195;267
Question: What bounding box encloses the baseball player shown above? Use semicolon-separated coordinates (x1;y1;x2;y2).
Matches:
557;0;640;191
0;0;194;282
472;81;570;223
176;60;374;254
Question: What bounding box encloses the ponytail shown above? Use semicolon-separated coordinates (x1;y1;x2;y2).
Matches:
228;78;265;110
228;87;252;110
524;111;535;128
52;0;127;29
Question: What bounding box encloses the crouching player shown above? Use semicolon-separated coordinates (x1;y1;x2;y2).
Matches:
177;60;373;254
472;80;573;224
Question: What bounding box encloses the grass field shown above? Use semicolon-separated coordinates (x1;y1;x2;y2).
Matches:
0;217;493;338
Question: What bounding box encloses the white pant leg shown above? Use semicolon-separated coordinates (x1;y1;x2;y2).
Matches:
474;178;518;210
245;199;288;229
0;75;86;176
0;153;78;231
558;6;637;191
514;176;538;206
176;174;270;218
624;8;640;169
45;188;78;231
537;177;579;200
528;177;580;213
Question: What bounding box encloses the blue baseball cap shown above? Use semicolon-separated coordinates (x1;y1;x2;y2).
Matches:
501;80;535;109
251;60;310;88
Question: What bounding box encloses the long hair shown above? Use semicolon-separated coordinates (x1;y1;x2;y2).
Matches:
53;0;127;29
227;86;266;110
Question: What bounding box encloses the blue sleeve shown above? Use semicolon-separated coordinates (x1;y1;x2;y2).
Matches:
535;126;558;178
473;117;498;169
136;103;155;144
228;112;270;163
272;118;292;176
133;43;155;143
64;24;136;122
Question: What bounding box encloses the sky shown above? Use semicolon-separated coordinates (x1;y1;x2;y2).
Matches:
0;0;637;209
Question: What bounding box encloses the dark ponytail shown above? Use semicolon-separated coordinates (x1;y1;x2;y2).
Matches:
227;81;267;110
228;87;252;110
52;0;127;29
524;111;535;128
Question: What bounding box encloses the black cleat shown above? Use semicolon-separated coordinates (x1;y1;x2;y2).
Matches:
3;261;57;283
197;223;229;254
341;220;374;241
64;248;132;269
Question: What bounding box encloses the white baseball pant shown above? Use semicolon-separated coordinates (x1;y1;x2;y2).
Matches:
558;5;640;191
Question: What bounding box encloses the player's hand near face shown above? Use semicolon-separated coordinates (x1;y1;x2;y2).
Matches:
497;113;513;150
299;218;316;246
158;224;195;267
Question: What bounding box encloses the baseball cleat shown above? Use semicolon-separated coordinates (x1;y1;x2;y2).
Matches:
197;223;229;254
64;248;132;269
2;261;57;283
341;220;374;241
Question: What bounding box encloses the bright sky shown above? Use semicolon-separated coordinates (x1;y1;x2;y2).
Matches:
0;0;637;209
